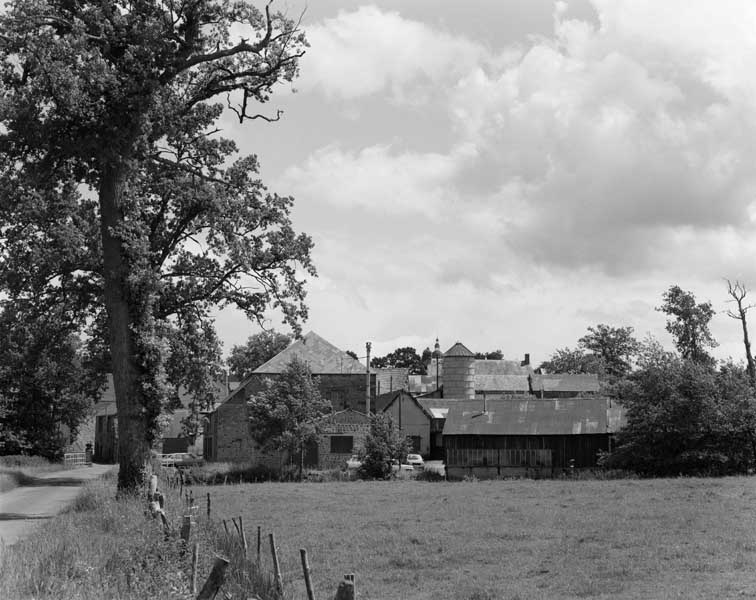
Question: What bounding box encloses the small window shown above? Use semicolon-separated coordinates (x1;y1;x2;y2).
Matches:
407;436;421;453
330;436;354;454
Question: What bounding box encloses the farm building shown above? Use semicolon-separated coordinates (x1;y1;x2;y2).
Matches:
207;331;376;463
306;409;371;469
529;373;600;398
93;374;227;462
443;397;625;479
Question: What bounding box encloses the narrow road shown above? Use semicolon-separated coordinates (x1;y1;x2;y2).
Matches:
0;463;116;549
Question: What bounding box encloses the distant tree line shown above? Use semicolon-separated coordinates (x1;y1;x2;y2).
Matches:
539;283;756;477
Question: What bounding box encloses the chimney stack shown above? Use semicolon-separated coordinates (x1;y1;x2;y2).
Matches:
521;353;530;367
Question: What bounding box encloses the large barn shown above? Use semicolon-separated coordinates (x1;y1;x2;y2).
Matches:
443;397;625;479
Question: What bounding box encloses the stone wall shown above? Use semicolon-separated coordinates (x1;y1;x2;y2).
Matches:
317;413;370;469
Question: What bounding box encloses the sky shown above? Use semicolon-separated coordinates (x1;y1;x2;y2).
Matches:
215;0;756;366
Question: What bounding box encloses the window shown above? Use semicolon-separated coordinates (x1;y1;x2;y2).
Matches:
408;436;422;453
330;436;354;454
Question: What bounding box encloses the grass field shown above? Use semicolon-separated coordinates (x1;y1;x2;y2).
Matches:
0;455;66;493
4;474;756;599
207;476;756;599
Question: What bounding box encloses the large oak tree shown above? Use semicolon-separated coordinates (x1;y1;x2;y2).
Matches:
0;0;314;490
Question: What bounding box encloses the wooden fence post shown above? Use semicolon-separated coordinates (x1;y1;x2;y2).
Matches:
334;573;355;600
180;515;192;544
191;543;199;595
300;548;315;600
239;516;248;558
206;493;211;519
269;533;283;593
256;526;261;563
196;555;230;600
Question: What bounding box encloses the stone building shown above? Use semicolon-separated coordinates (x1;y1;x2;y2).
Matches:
206;331;376;463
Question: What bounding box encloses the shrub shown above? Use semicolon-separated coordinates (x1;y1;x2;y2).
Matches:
357;414;410;480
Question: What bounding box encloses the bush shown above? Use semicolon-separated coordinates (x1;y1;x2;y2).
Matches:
357;414;410;480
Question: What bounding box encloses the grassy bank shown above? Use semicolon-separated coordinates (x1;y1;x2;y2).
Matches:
3;474;756;599
0;455;66;493
0;472;285;600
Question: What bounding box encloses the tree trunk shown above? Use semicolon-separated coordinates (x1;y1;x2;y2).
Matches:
99;162;151;491
739;307;756;388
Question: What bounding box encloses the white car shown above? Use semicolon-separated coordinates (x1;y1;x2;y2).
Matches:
345;455;362;470
391;459;414;473
406;454;425;470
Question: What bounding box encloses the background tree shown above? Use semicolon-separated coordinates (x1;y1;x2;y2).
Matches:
603;357;756;476
657;285;717;364
247;357;331;480
358;414;410;480
538;347;603;375
370;347;426;375
578;324;639;379
0;0;313;490
227;331;292;381
0;302;102;458
474;350;504;360
725;279;756;387
539;324;638;378
345;350;359;361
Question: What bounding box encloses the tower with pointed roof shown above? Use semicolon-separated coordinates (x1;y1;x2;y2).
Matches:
443;341;476;400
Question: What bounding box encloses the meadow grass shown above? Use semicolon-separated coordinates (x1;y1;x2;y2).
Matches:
4;474;756;599
206;475;756;600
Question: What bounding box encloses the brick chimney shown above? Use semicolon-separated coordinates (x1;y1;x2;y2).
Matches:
521;353;530;367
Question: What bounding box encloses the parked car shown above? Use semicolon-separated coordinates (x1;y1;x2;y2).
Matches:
406;454;425;470
161;452;203;470
345;455;362;470
391;459;414;473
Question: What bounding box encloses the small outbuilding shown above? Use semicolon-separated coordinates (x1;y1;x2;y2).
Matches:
443;397;624;479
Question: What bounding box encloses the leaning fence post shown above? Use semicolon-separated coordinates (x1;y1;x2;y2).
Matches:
269;533;283;593
334;573;355;600
300;548;315;600
196;555;230;600
239;516;248;558
180;515;192;544
191;543;200;595
206;493;211;519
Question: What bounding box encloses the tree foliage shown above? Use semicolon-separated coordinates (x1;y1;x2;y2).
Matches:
578;324;639;378
657;285;717;364
474;350;504;360
357;413;410;480
604;357;756;476
0;0;314;489
227;330;291;381
247;357;331;479
0;303;102;459
370;347;426;375
539;324;638;379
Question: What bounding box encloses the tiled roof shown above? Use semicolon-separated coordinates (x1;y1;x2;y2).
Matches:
473;359;533;376
475;374;530;392
444;342;475;357
442;397;623;436
253;331;367;375
530;374;600;393
375;368;409;395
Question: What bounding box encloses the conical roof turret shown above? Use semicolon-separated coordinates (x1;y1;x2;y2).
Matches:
444;342;474;358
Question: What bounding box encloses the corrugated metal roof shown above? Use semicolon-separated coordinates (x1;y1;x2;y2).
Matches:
530;374;600;393
444;342;475;357
475;374;530;392
443;397;622;436
253;331;366;375
407;374;439;394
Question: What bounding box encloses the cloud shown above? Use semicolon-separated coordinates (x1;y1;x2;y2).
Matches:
299;5;491;102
